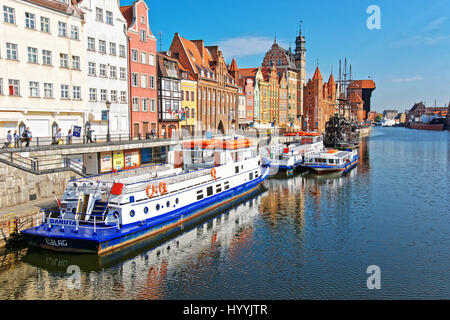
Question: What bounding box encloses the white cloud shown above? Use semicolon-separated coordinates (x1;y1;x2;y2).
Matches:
424;17;447;31
217;36;287;59
390;34;450;48
390;76;423;83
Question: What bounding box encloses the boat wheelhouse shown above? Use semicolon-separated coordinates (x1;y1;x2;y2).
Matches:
301;149;359;174
21;138;269;254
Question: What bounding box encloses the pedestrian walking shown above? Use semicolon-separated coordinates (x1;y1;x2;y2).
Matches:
23;127;32;147
67;129;72;145
13;130;19;148
2;130;12;149
55;128;62;144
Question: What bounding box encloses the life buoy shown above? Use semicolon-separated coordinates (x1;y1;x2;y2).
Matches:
146;185;156;198
159;182;168;195
211;168;217;181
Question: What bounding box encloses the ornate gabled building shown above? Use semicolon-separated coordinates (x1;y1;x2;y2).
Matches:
169;33;239;134
261;23;307;127
238;68;259;125
261;66;279;125
303;66;336;132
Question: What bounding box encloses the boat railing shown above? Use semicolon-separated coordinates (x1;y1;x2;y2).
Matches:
37;211;121;233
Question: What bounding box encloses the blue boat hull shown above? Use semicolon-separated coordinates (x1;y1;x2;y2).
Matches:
22;166;270;255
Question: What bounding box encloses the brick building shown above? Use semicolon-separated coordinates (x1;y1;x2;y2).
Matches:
303;67;336;132
347;80;376;120
121;0;158;138
169;33;239;134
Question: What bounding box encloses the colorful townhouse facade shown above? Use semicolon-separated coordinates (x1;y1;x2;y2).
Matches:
179;64;197;137
121;0;158;139
156;51;181;138
169;33;239;134
278;73;288;126
0;0;86;138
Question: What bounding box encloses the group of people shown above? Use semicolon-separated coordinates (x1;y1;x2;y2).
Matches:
51;128;73;145
2;128;32;149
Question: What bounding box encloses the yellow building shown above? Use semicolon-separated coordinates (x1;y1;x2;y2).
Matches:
259;75;269;124
179;74;197;136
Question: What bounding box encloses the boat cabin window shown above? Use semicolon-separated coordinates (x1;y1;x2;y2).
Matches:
235;166;239;174
249;172;253;180
224;181;230;190
255;171;259;178
318;159;326;163
216;184;222;193
207;186;213;197
197;190;204;200
329;159;334;164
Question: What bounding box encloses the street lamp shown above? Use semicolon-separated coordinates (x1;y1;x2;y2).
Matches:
105;100;111;142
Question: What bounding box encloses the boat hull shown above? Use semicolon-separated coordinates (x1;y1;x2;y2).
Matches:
408;122;444;131
22;166;270;255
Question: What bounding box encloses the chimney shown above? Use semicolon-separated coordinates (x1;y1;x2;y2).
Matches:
193;40;204;59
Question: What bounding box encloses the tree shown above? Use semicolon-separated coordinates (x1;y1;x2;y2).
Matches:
375;114;383;122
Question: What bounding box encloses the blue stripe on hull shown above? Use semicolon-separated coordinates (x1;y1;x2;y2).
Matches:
22;166;270;254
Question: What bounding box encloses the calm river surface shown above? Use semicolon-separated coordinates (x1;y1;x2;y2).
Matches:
0;127;449;299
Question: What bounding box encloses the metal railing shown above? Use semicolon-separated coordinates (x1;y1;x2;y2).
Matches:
38;211;121;233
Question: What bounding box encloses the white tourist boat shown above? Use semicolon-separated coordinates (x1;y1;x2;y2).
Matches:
301;148;359;174
21;138;270;254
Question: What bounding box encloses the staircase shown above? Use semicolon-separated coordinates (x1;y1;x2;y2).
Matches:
0;151;88;177
88;201;108;222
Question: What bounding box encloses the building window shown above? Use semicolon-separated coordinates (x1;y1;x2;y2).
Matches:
88;62;96;76
89;88;97;101
100;89;107;102
131;73;138;87
120;91;126;103
110;90;117;102
87;37;95;51
99;64;107;77
148;54;155;66
42;50;51;65
106;11;113;25
58;22;67;37
27;47;38;63
96;7;103;22
72;56;80;70
140;51;147;64
60;53;69;68
60;84;69;99
109;66;117;78
119;67;126;80
140;30;147;42
73;86;81;100
119;45;126;58
3;6;15;24
6;43;18;60
70;25;79;40
150;99;156;112
109;42;116;55
142;98;149;112
25;12;36;29
149;75;155;89
40;17;50;33
99;40;106;53
44;83;53;98
131;49;138;62
140;15;145;24
29;81;39;97
141;74;147;88
8;79;20;96
0;78;3;95
132;97;139;111
191;91;195;101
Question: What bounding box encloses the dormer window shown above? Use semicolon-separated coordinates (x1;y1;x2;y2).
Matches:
140;16;146;25
201;70;205;77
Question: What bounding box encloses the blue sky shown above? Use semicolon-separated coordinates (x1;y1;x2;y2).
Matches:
120;0;450;113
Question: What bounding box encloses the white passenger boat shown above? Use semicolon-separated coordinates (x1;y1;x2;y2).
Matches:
301;148;359;174
21;138;270;254
267;133;324;175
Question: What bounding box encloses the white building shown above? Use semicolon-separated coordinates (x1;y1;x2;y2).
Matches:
80;0;129;139
0;0;86;139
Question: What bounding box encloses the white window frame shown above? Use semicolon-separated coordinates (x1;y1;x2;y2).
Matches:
44;83;53;98
3;6;15;24
73;86;81;100
60;84;69;99
25;12;36;29
27;47;38;63
40;16;50;33
6;43;18;60
29;81;39;97
58;21;67;37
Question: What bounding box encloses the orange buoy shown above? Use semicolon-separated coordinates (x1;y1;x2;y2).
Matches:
211;167;217;181
146;185;156;198
159;182;168;195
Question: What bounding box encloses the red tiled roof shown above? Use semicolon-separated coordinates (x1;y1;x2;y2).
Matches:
348;80;376;89
120;5;133;28
239;68;258;78
328;73;335;85
229;58;238;72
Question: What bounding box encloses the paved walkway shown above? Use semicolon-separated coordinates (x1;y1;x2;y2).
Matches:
0;196;58;221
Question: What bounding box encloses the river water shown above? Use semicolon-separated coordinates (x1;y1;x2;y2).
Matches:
0;127;448;300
